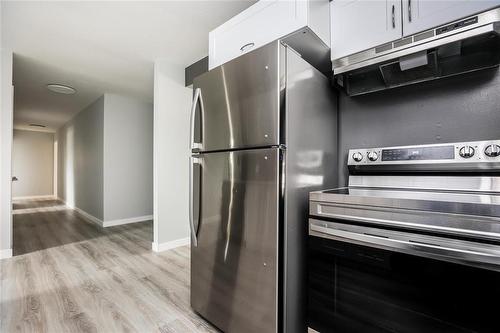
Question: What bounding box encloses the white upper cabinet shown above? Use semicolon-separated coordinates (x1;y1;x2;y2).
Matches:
208;0;330;70
331;0;500;61
402;0;500;36
331;0;402;61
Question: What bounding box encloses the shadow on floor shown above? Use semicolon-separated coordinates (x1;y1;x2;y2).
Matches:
12;199;153;256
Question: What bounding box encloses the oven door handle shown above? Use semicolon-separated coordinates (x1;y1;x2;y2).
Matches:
310;223;500;268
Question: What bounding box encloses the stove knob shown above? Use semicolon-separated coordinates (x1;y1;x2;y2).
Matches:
352;152;363;162
485;144;500;157
368;151;379;161
459;146;475;159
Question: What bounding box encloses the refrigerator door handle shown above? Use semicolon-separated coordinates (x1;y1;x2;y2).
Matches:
189;156;201;247
190;88;203;152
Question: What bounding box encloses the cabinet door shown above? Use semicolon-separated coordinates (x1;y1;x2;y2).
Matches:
208;0;307;69
403;0;500;36
331;0;402;61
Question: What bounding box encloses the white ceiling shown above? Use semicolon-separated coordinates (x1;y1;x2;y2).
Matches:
2;1;255;132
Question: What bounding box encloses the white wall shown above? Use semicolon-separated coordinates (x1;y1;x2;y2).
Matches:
57;93;153;226
153;60;192;250
1;48;14;257
57;96;104;220
12;129;54;198
103;93;153;222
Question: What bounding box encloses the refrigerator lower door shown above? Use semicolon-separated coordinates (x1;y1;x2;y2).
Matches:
191;42;281;153
191;147;280;333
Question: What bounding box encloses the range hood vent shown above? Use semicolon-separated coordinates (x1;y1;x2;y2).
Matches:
334;8;500;96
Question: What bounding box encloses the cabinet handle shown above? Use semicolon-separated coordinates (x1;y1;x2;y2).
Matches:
392;5;395;28
408;0;412;22
240;42;255;52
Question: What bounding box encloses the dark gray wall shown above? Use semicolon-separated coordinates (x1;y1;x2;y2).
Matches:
185;56;208;87
338;67;500;186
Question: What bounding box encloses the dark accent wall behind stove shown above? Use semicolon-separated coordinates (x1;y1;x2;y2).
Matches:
337;67;500;186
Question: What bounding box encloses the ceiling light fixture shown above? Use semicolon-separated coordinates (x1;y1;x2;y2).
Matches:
46;84;76;95
29;123;47;128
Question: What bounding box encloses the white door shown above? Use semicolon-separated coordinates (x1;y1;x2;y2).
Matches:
402;0;500;36
331;0;402;60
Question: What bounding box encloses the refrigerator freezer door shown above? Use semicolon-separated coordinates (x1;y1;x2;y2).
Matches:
191;42;281;153
191;148;280;333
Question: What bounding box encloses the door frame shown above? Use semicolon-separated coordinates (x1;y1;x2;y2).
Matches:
1;49;14;259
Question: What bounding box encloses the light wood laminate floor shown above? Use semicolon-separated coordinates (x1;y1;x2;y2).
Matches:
1;199;218;332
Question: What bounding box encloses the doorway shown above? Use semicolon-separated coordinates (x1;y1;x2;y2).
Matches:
12;129;56;202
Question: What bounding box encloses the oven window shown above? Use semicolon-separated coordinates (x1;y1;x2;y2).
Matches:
308;236;500;333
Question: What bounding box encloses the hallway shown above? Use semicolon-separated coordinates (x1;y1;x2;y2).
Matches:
2;199;216;332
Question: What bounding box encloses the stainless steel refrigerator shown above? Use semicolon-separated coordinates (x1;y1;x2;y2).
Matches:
189;41;337;333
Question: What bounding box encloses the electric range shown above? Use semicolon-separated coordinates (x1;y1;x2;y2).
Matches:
308;140;500;333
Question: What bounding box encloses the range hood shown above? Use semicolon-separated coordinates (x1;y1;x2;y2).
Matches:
334;8;500;96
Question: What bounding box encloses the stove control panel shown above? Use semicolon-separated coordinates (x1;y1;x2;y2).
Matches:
348;140;500;167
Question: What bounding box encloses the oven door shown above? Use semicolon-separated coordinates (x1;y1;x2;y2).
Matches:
308;219;500;333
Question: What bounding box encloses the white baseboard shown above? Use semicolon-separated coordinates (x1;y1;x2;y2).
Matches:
52;199;152;229
73;207;104;227
103;215;153;227
13;195;55;201
152;237;190;253
73;206;152;229
0;248;13;260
